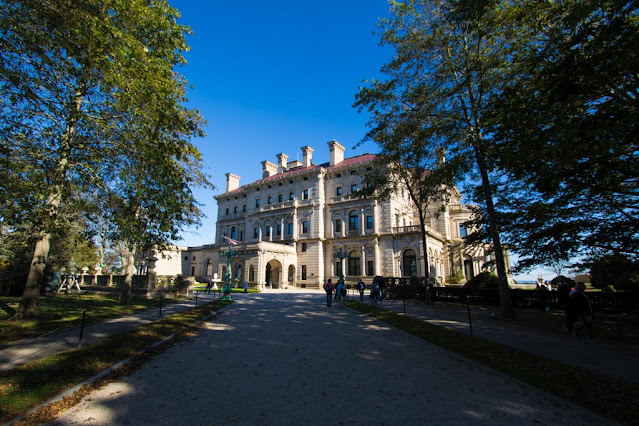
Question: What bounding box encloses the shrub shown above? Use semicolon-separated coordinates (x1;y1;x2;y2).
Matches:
464;272;500;289
602;285;616;292
590;254;639;291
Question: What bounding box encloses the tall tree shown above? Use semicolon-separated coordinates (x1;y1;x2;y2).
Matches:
0;0;207;318
489;0;639;270
355;0;523;318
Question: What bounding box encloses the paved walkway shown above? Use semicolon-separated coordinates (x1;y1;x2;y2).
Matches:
52;290;614;425
0;293;218;372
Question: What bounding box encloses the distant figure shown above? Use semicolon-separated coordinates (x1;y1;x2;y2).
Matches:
357;279;365;301
378;276;386;303
539;281;551;312
371;277;381;303
243;281;248;293
324;279;335;307
567;282;595;340
206;278;213;294
335;280;346;307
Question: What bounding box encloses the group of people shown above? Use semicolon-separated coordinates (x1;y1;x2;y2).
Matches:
323;276;386;307
323;279;347;307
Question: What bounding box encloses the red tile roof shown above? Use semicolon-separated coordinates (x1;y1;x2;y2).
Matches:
217;153;377;197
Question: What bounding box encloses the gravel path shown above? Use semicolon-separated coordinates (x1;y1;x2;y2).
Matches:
51;291;614;425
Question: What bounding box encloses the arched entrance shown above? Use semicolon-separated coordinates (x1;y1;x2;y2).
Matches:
265;259;282;288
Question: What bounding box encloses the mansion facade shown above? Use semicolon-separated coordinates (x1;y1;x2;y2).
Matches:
180;140;508;289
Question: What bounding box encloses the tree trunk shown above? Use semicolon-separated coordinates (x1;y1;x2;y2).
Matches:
121;245;136;305
14;231;51;319
474;144;515;319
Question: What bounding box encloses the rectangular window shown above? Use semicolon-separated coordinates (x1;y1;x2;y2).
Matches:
336;187;342;196
303;189;309;200
265;226;271;237
268;196;272;204
302;221;309;233
301;265;307;280
240;231;244;241
367;260;374;276
225;208;229;215
233;206;237;213
350;184;357;193
243;205;246;213
278;194;283;202
335;261;341;276
302;243;307;252
349;214;359;231
255;199;260;208
335;219;342;233
253;227;259;238
459;223;467;237
287;223;293;235
289;192;294;200
366;215;373;229
276;224;281;236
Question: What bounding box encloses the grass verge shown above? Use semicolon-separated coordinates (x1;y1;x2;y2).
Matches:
0;300;231;424
346;300;639;425
0;294;181;346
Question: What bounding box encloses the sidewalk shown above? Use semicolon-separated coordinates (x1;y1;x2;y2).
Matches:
364;295;639;384
0;292;219;372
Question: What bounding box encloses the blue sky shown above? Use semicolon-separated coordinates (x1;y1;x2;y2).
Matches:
168;0;551;281
170;0;392;245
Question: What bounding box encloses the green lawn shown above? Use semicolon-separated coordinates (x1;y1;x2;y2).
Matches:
345;300;639;425
0;294;179;346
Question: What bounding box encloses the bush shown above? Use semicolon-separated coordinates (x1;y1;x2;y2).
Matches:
464;272;500;290
590;254;639;291
602;285;616;292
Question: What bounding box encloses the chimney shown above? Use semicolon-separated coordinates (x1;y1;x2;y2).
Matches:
276;153;289;174
261;160;277;178
301;146;314;168
328;140;345;166
225;173;240;192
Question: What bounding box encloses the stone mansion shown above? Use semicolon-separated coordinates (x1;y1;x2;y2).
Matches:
179;140;508;289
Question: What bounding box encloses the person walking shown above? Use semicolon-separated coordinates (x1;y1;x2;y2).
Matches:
243;281;248;293
335;280;346;307
324;279;335;307
371;277;380;303
357;279;365;301
206;278;213;294
567;282;595;340
378;276;386;303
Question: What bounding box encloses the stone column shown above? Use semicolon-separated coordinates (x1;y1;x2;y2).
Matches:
360;208;365;236
361;245;366;276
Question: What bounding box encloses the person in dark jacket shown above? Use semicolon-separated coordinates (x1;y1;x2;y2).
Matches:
566;282;594;339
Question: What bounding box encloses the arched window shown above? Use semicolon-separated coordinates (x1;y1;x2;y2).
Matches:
349;210;359;231
348;250;361;276
288;265;295;283
230;226;237;240
206;259;213;276
249;265;255;282
403;249;416;276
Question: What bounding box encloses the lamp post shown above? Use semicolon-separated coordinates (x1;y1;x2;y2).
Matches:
220;242;236;300
333;248;350;284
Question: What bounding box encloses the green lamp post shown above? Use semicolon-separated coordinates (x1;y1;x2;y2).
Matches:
220;242;236;301
333;248;350;284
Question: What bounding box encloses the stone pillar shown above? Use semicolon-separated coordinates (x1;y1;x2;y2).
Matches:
361;245;366;276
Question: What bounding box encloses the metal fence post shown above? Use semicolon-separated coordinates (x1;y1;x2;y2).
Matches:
78;310;86;347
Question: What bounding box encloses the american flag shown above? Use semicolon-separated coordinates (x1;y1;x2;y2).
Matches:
222;235;240;245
